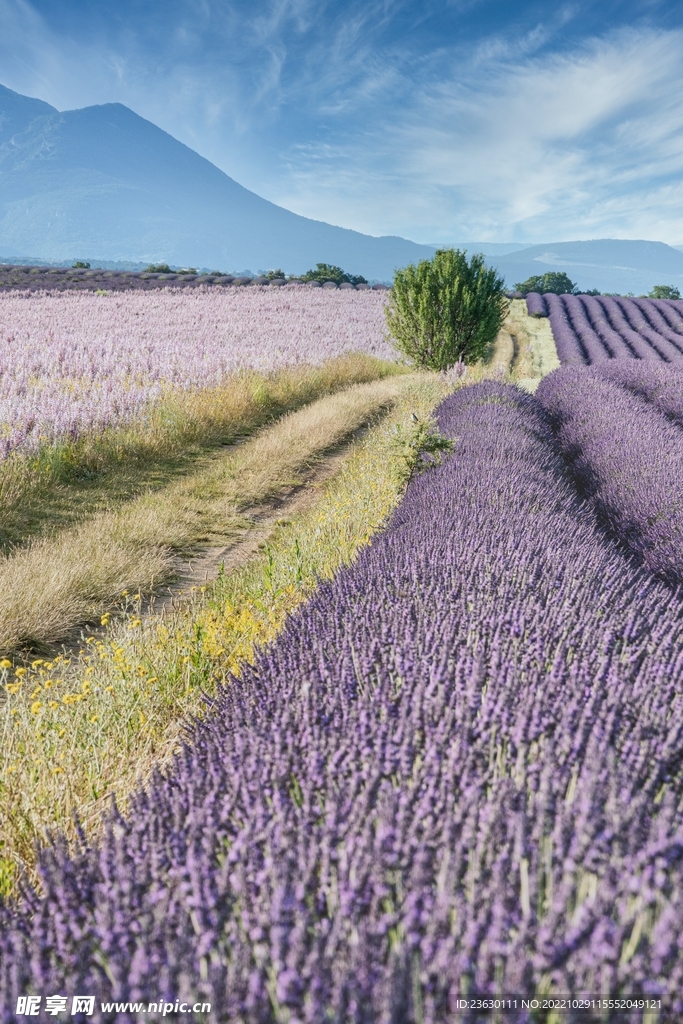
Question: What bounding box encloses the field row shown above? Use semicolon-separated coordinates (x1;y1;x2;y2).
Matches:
527;292;683;365
536;365;683;584
4;375;683;1017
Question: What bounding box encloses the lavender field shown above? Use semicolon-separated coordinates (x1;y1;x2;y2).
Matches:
0;286;391;458
537;366;683;584
526;292;683;365
4;376;683;1021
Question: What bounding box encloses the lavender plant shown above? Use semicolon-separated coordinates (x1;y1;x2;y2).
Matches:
527;293;683;366
2;383;683;1021
596;359;683;426
536;366;683;584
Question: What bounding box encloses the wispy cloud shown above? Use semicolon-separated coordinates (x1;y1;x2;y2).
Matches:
275;24;683;242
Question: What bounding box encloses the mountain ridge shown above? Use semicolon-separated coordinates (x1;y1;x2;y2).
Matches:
0;85;437;279
2;85;683;290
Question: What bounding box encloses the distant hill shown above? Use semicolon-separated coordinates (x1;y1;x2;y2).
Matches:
491;239;683;295
2;86;682;291
0;84;436;280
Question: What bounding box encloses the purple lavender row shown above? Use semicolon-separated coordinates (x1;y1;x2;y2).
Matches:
619;299;683;359
4;383;683;1020
526;294;683;365
594;360;683;428
524;291;547;317
541;293;588;364
596;297;681;361
536;366;683;584
561;295;616;362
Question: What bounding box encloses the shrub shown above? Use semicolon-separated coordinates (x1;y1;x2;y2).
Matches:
515;272;577;295
649;284;681;300
300;263;368;286
385;248;508;369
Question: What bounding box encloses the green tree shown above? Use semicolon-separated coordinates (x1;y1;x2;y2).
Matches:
385;249;508;370
649;284;681;299
266;269;286;279
515;271;577;295
146;263;172;273
300;263;368;285
72;261;90;269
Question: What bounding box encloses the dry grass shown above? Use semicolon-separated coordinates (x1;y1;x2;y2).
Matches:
0;353;400;552
0;373;450;896
478;299;560;391
0;376;405;656
505;298;560;389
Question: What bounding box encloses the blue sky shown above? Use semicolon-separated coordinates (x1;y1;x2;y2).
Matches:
2;0;683;244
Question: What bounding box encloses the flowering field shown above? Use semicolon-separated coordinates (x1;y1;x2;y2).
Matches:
0;287;392;458
526;292;683;364
537;365;683;584
4;376;683;1019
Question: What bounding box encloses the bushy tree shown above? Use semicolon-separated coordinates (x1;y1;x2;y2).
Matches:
146;263;172;273
72;261;90;269
649;284;681;299
515;271;577;295
300;263;367;285
385;249;508;369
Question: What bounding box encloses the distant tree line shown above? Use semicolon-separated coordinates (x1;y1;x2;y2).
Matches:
514;271;681;300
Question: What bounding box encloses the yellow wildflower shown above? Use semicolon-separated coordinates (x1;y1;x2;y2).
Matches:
30;701;43;715
15;668;27;678
5;683;20;695
0;658;11;669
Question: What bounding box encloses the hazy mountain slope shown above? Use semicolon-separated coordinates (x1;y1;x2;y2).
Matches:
0;85;435;278
493;239;683;294
0;86;57;146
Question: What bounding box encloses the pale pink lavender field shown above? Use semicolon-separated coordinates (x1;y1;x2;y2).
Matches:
0;285;392;458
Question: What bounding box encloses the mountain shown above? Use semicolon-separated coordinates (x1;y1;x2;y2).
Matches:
0;84;436;280
491;239;683;295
